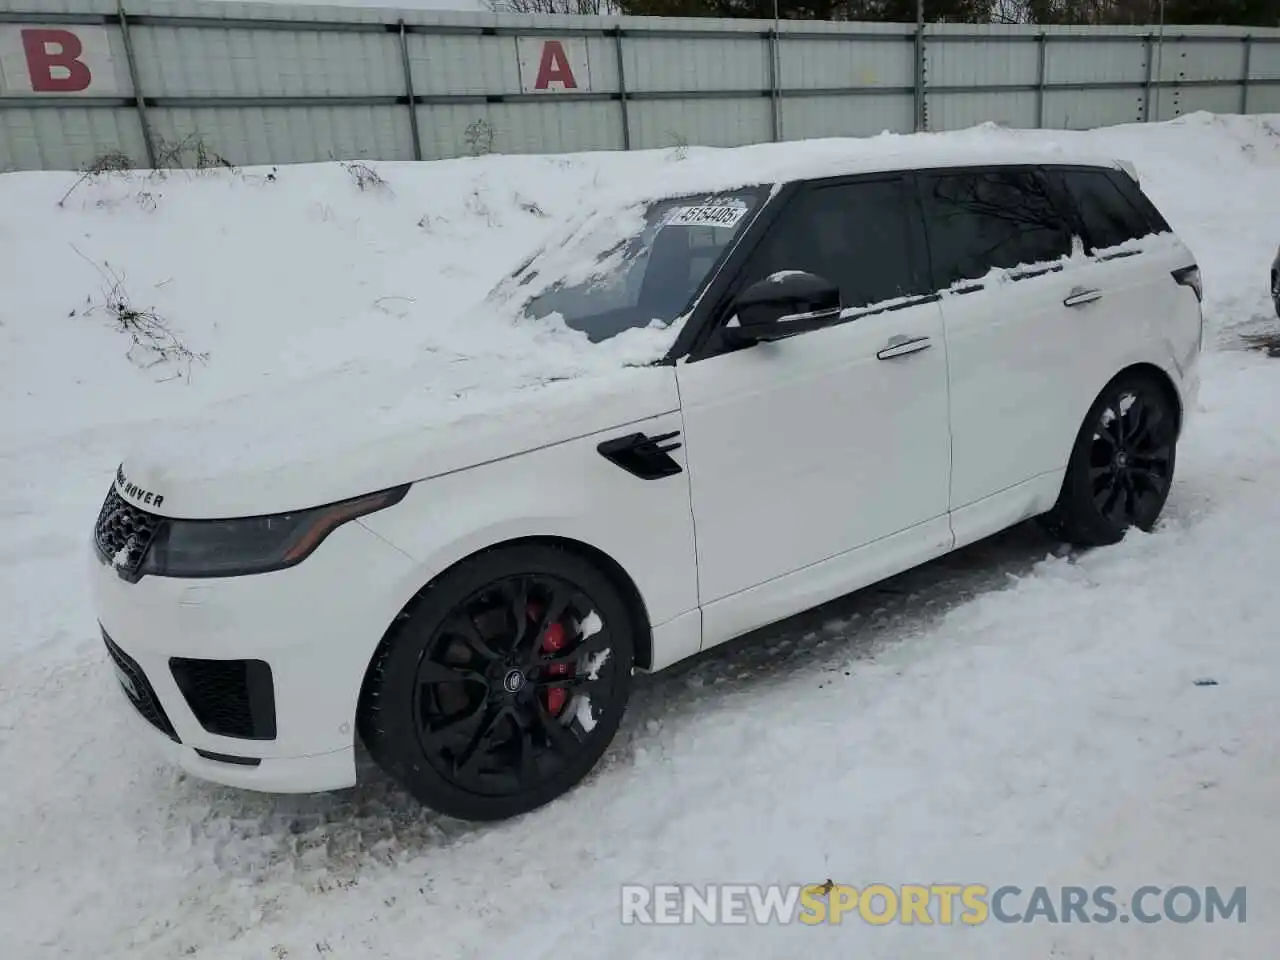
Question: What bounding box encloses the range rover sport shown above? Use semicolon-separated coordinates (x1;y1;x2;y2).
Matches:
91;148;1203;821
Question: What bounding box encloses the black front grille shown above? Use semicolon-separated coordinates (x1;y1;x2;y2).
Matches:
94;485;163;579
170;658;277;740
102;629;180;742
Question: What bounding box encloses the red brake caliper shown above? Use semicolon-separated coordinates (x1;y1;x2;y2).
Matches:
529;603;572;716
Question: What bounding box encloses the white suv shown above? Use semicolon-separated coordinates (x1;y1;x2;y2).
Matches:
91;149;1203;821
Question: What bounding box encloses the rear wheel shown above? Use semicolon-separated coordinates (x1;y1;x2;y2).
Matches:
1040;372;1178;547
358;544;634;821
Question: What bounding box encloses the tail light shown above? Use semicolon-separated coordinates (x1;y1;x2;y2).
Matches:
1172;264;1203;302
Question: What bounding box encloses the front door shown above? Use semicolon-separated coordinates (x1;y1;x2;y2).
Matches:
676;175;953;630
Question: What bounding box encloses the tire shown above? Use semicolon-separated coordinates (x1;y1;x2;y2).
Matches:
358;543;635;821
1272;270;1279;319
1039;371;1179;548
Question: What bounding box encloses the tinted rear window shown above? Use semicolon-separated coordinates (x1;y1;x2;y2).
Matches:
920;168;1073;288
1058;167;1159;253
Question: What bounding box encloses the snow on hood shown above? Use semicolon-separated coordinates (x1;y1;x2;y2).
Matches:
118;292;682;518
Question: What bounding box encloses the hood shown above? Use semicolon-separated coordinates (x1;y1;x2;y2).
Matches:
114;317;682;520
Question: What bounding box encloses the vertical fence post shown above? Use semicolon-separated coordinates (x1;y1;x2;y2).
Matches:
614;27;630;151
1035;33;1047;129
397;20;423;162
1142;33;1154;122
767;28;781;142
913;24;926;132
1240;35;1252;115
116;0;157;168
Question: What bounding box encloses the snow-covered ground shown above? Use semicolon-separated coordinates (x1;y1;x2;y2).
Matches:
2;113;1279;959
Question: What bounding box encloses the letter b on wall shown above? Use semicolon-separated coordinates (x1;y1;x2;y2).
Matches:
0;25;118;95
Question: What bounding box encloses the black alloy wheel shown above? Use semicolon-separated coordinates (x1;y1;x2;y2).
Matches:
1041;371;1179;547
1086;387;1174;531
358;544;634;821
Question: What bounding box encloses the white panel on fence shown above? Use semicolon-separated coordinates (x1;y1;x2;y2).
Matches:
412;34;520;97
134;25;402;98
925;38;1039;89
1157;84;1245;121
0;105;144;171
1249;42;1280;82
627;97;771;151
1043;89;1145;130
927;90;1037;132
0;23;118;96
1244;83;1280;114
780;38;913;91
1044;37;1148;86
624;36;766;94
148;105;413;166
1157;40;1247;83
413;100;621;160
516;37;591;94
781;93;913;140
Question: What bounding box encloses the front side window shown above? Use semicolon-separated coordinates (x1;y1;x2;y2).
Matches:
921;168;1073;288
508;189;766;343
735;177;928;311
1058;167;1158;253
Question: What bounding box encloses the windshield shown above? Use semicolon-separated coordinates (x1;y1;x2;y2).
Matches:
508;188;767;344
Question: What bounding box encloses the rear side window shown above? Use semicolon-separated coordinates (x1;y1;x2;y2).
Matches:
1058;167;1159;253
737;177;929;311
920;168;1073;288
1104;169;1171;235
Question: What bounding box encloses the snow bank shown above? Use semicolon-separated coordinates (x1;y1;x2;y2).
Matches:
2;112;1280;959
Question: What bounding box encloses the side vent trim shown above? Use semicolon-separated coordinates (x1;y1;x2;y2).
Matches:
597;431;684;481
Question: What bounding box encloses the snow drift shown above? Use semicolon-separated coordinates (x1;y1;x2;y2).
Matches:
2;112;1280;959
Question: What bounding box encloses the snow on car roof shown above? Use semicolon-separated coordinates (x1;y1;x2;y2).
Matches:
589;133;1132;211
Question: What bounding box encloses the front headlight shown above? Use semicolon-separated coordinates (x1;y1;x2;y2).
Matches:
139;484;409;578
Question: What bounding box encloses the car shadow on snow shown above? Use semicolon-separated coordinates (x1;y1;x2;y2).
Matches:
168;516;1072;875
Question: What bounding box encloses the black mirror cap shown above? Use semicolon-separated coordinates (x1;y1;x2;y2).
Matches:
733;271;842;342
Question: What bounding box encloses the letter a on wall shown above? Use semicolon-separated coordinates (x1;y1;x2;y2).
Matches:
517;37;592;93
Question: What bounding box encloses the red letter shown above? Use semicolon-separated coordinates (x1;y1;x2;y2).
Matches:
534;40;577;91
22;29;92;93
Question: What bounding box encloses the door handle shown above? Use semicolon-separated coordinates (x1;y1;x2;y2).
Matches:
1064;287;1103;308
877;335;932;360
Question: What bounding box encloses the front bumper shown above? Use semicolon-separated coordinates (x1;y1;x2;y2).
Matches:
90;518;417;793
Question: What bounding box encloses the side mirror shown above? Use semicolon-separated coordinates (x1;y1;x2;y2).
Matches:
730;271;843;343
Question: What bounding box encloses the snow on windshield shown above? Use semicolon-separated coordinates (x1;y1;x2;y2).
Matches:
489;188;767;344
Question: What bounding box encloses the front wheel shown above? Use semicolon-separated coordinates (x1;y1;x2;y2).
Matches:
358;544;635;821
1040;372;1179;547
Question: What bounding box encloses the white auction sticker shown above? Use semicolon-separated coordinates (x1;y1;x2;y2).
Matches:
663;203;747;229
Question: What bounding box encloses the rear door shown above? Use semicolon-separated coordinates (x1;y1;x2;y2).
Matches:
1047;164;1202;387
917;165;1084;524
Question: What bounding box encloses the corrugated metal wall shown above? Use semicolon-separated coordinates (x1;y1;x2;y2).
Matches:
2;0;1279;172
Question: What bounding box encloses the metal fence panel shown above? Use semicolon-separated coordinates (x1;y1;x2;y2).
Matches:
1044;38;1149;86
928;90;1039;131
1043;88;1146;129
0;104;143;170
628;97;772;150
3;0;1280;172
781;93;913;140
623;36;767;94
134;24;403;98
779;37;914;91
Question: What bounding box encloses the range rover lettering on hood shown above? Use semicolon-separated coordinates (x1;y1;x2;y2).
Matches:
116;466;165;509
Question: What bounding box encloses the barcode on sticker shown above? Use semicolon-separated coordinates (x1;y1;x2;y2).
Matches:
664;204;746;229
